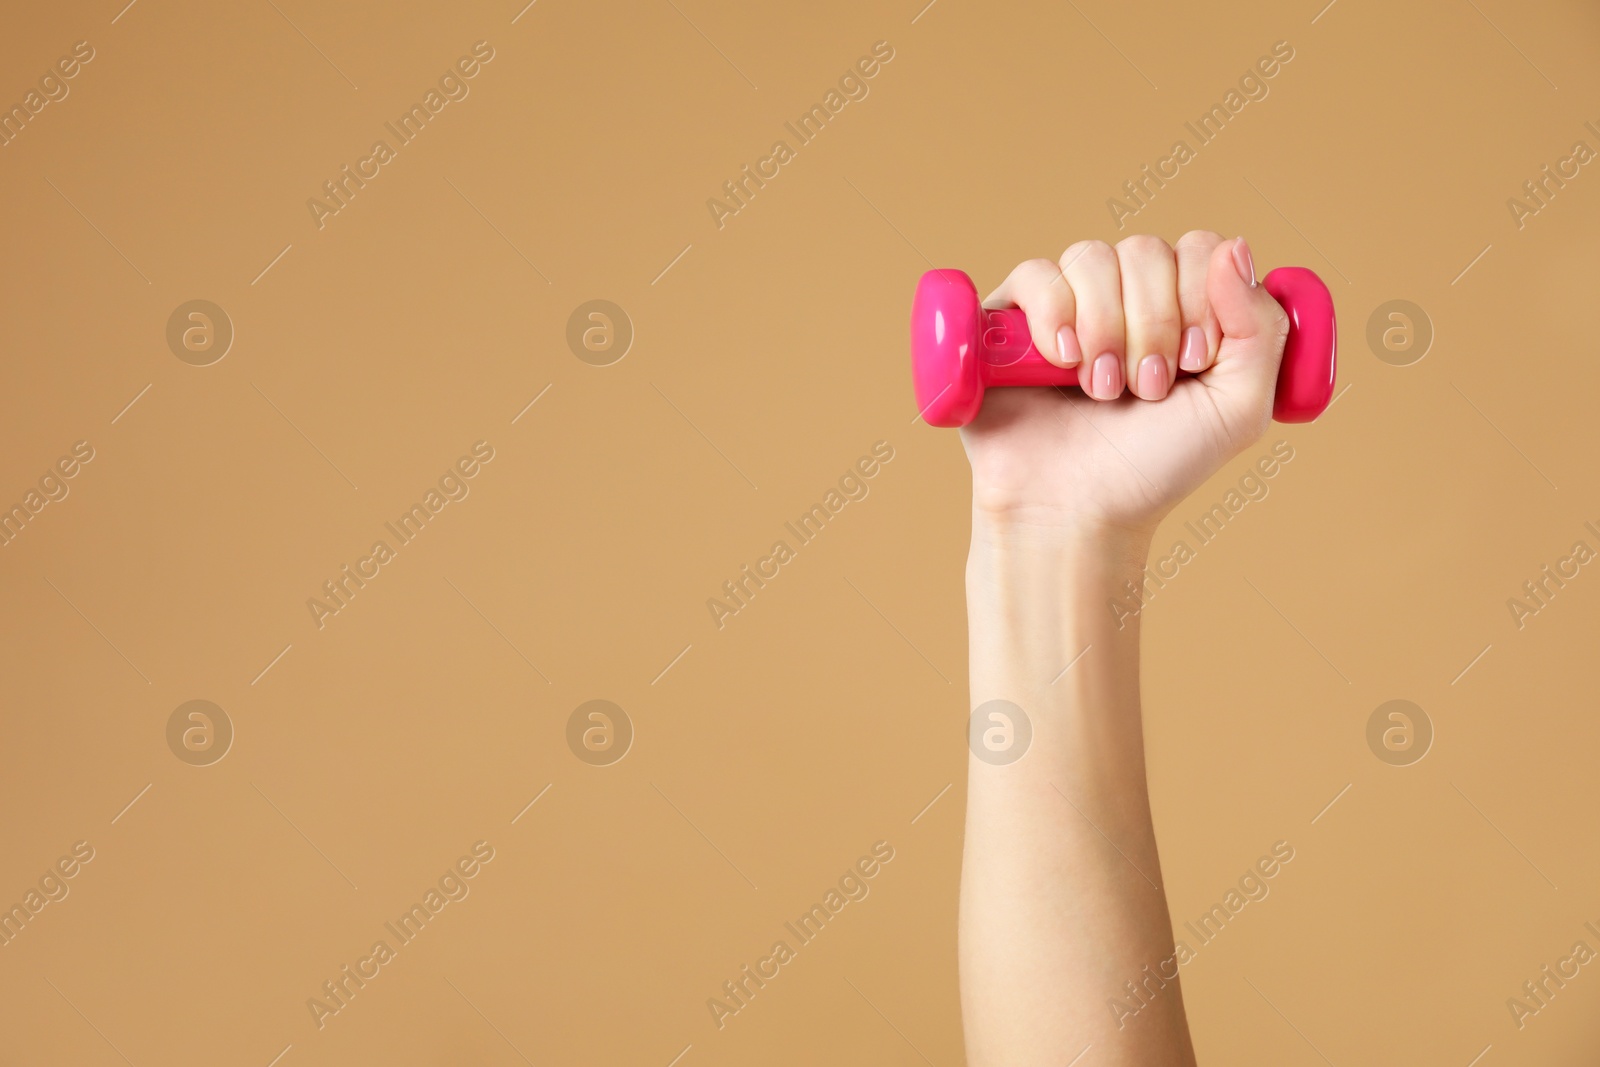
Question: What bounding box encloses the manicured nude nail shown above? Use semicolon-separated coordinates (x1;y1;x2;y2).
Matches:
1178;326;1207;371
1092;352;1122;399
1056;326;1082;367
1232;237;1257;288
1137;355;1168;399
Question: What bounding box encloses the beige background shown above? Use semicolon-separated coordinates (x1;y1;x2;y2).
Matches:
1;0;1598;1063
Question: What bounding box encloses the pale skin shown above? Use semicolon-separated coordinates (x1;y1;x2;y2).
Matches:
958;231;1291;1065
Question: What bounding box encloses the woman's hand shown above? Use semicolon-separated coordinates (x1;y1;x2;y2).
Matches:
960;232;1290;540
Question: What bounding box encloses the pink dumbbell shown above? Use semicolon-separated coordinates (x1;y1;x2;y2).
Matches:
909;266;1336;427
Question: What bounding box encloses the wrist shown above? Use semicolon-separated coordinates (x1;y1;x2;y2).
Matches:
964;507;1154;782
968;510;1153;579
965;511;1152;701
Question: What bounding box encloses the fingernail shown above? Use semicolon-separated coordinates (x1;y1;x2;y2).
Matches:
1232;237;1257;289
1092;352;1122;399
1137;355;1168;399
1056;326;1082;367
1178;326;1207;371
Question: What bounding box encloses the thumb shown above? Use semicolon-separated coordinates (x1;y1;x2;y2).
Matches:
1203;237;1290;432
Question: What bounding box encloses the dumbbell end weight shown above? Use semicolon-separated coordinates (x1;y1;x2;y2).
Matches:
1260;266;1337;424
909;267;1336;427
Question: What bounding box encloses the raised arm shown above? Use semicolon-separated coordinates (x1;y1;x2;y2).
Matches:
956;233;1290;1066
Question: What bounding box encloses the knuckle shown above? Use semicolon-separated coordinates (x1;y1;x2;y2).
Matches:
1114;233;1170;259
1133;308;1183;336
1268;304;1292;343
1176;229;1224;253
1178;290;1210;322
1062;239;1114;272
1001;259;1063;305
1011;257;1059;285
1011;259;1062;292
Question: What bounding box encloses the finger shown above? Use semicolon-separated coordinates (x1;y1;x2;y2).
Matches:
1060;240;1124;400
983;258;1080;368
1174;230;1225;373
1205;236;1291;421
1115;235;1179;400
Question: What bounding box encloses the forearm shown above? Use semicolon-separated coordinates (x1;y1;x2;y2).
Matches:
959;515;1196;1066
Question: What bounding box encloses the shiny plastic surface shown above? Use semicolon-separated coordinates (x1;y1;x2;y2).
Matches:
1261;266;1337;423
910;266;1337;427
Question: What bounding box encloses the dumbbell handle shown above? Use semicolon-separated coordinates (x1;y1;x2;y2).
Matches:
976;306;1087;386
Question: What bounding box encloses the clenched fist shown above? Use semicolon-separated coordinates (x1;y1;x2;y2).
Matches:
962;232;1291;537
